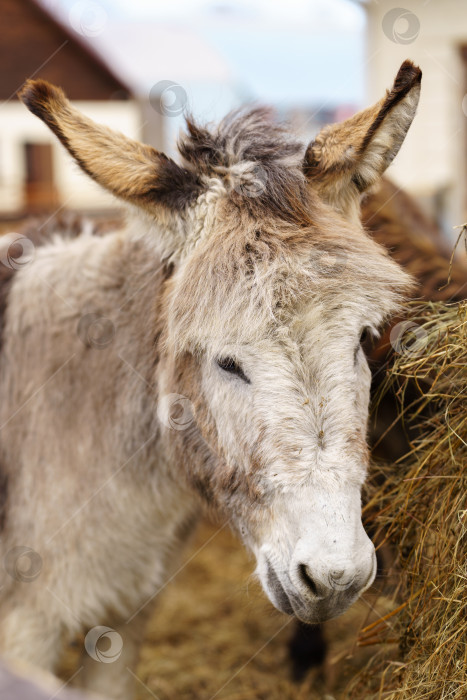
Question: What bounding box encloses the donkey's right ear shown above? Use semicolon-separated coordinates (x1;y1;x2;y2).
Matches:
19;80;202;215
303;60;421;221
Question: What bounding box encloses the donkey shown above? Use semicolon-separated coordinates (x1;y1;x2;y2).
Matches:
0;60;420;698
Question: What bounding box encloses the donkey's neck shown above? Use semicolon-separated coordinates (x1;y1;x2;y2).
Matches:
2;220;198;522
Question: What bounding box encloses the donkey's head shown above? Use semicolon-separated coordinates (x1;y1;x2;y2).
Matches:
20;61;420;623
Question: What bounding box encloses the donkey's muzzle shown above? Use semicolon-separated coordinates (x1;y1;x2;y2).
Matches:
289;544;376;622
261;538;377;624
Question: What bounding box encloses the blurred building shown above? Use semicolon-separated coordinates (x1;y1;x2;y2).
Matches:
363;0;467;235
8;0;462;232
0;0;241;217
0;0;138;216
90;19;236;156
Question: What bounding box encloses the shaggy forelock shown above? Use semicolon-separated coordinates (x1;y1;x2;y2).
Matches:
166;106;414;356
178;107;313;225
179;107;303;168
166;201;413;357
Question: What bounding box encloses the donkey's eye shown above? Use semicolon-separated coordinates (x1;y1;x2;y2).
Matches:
359;327;374;356
360;328;369;345
216;357;250;384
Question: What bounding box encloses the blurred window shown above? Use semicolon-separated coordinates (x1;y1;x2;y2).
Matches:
23;142;58;212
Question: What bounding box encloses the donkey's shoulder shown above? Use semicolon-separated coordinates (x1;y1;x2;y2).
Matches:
0;213;125;348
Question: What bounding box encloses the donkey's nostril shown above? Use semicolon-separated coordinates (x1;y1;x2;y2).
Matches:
298;564;319;597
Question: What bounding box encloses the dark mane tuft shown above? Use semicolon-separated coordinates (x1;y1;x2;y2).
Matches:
180;107;302;170
179;107;314;226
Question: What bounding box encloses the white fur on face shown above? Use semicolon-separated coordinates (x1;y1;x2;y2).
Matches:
197;292;383;622
162;172;412;623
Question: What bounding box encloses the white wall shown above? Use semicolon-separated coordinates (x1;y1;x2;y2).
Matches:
0;100;141;213
366;0;467;234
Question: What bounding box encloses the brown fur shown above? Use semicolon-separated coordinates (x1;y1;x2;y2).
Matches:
362;178;467;460
357;62;422;165
304;61;422;218
19;80;202;212
180;108;313;226
363;178;467;305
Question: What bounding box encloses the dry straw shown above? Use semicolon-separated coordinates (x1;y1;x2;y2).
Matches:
348;301;466;699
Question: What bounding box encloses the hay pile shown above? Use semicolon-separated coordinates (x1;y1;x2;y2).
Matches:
130;521;393;700
348;301;467;699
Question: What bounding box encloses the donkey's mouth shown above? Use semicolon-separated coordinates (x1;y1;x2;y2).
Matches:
265;560;295;615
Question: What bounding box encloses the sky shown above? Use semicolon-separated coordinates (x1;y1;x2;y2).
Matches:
57;0;364;31
40;0;366;110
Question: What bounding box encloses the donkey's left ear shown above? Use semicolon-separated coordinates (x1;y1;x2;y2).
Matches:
304;60;421;219
19;80;202;217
